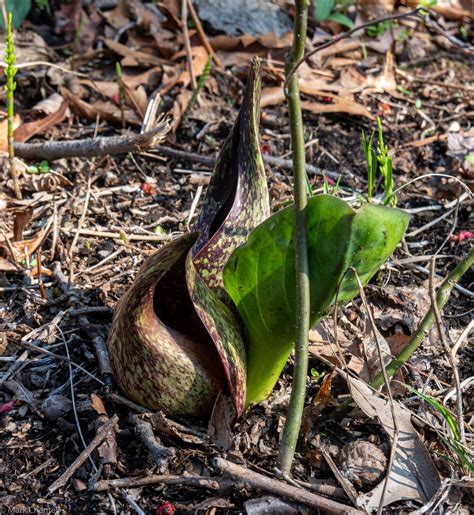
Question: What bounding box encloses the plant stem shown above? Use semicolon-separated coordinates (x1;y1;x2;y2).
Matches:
370;247;474;390
5;12;21;200
278;0;310;475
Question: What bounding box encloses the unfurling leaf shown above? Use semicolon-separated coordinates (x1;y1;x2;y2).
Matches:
223;195;409;407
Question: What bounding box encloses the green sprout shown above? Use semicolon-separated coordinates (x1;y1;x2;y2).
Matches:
322;174;341;196
4;11;21;199
115;62;126;129
188;54;212;111
403;384;473;474
366;21;392;38
376;117;395;206
362;128;376;201
362;117;396;206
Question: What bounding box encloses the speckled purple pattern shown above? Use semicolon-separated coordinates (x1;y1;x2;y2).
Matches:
107;59;268;418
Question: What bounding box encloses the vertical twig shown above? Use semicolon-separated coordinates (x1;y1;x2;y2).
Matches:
429;257;466;446
68;178;92;285
278;0;311;475
37;248;46;300
351;268;399;515
186;0;223;69
181;0;197;90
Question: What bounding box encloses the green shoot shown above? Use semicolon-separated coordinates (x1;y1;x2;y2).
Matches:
115;62;126;129
376;117;395;206
362;129;376;201
403;384;473;473
362;117;396;206
305;174;313;196
4;11;21;199
188;54;212;111
323;174;341;196
366;20;392;38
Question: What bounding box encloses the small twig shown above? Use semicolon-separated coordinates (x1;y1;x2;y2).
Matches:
48;414;119;494
351;268;399;514
450;320;473;358
92;335;114;378
429;257;465;446
14;123;169;161
94;474;222;492
13;339;105;386
186;184;203;228
213;458;363;514
0;60;89;77
60;227;173;242
119;490;144;515
186;0;223;69
0;350;28;387
36;249;46;300
68;178;91;285
181;0;197;89
320;447;358;505
291;478;346;500
0;227;18;263
129;414;175;473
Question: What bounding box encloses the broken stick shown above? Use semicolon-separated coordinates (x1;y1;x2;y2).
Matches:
14;135;338;180
213;457;363;514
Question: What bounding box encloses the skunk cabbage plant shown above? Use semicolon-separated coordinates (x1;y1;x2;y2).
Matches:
107;58;409;420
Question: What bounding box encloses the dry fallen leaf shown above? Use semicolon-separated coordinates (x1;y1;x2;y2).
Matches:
14;95;69;143
0;256;20;273
346;375;441;512
261;86;373;119
61;88;141;126
0;227;50;264
309;321;365;375
0;115;22;152
104;39;167;67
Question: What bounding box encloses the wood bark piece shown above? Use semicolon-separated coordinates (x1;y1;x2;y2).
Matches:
213;457;363;514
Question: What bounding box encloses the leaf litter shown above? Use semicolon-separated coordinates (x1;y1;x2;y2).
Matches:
0;1;473;513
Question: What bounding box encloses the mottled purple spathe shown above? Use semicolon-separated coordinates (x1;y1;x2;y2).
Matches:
107;58;269;419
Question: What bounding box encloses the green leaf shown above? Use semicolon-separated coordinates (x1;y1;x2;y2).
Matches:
327;12;354;29
224;195;409;406
402;384;460;440
314;0;334;21
0;0;32;29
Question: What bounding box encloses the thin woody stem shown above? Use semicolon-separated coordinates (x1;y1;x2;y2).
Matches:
278;0;310;475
